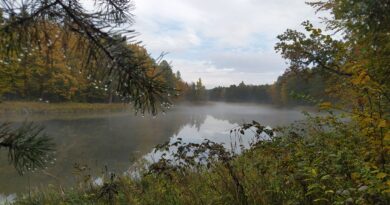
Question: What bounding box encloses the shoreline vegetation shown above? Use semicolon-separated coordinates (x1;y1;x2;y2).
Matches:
0;101;131;115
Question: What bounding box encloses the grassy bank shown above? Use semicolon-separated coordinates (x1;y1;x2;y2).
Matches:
0;101;131;115
11;114;390;205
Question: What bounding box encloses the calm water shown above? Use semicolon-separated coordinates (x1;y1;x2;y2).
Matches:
0;102;312;198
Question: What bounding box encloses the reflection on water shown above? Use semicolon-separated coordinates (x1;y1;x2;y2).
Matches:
144;115;272;166
0;102;311;197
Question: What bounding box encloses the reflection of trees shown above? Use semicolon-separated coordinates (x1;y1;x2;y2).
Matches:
183;103;305;127
187;114;207;131
209;110;305;127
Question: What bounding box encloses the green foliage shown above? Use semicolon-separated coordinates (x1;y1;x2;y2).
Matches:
276;0;390;169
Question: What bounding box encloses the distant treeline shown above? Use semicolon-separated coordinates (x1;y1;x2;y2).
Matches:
208;83;272;104
193;69;330;106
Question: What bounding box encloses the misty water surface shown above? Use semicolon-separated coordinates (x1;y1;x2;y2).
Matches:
0;102;313;197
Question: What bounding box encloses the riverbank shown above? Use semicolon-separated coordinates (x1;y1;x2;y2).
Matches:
0;101;131;115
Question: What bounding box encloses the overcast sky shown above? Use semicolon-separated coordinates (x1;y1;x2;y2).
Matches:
131;0;322;88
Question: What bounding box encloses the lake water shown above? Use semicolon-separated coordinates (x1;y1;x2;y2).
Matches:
0;102;312;198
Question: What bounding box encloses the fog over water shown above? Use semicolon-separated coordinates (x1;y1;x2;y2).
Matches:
0;102;313;196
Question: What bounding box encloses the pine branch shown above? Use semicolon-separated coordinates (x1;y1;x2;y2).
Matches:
0;122;55;175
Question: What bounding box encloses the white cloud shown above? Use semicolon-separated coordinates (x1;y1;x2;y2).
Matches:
208;50;285;73
131;0;323;87
137;27;201;53
134;0;320;47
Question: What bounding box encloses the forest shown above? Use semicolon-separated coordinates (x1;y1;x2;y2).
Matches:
0;0;389;204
